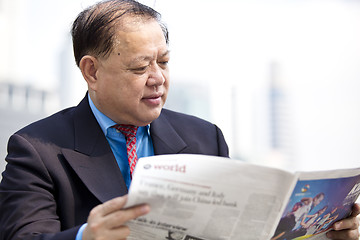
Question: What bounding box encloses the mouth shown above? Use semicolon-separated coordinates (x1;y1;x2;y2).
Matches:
142;92;163;106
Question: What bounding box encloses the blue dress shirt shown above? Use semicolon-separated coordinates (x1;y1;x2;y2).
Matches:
76;95;155;240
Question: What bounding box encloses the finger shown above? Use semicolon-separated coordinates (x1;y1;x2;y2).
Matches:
326;228;359;240
83;201;150;240
332;216;359;231
105;225;131;240
84;224;131;240
86;196;129;231
333;207;360;231
100;196;129;216
350;203;360;217
104;203;150;227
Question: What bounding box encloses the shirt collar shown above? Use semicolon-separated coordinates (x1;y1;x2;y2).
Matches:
88;94;150;136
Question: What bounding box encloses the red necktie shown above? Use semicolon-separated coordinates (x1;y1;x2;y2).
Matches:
113;124;138;177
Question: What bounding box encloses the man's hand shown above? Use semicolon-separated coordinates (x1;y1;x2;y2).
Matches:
327;203;360;240
82;195;150;240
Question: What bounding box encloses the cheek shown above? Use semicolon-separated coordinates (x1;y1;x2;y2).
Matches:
163;68;170;79
126;78;149;98
113;74;144;92
162;70;170;86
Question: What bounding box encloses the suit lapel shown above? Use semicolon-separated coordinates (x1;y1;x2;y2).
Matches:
61;98;188;202
62;96;128;203
150;109;188;155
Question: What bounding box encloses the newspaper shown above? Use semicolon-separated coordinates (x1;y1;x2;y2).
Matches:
124;154;360;240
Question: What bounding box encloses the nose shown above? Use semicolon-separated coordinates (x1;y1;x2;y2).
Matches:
146;63;165;87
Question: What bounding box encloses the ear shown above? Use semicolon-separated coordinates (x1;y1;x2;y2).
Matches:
79;55;99;90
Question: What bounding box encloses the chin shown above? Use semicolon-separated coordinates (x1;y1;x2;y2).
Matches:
133;102;164;124
141;108;162;125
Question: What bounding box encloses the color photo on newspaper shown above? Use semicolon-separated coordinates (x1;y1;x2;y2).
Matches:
271;175;360;240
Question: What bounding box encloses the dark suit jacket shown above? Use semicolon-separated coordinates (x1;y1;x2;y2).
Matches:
0;95;229;240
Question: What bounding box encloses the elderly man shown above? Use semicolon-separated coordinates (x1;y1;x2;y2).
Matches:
0;0;358;240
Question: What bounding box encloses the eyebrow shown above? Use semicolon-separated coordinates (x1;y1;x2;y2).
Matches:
159;50;170;58
129;50;170;65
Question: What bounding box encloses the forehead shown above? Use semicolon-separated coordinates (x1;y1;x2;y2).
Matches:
113;18;167;53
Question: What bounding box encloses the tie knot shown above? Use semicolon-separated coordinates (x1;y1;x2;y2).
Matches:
113;124;138;138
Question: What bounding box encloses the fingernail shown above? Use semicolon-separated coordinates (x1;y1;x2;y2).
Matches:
334;222;341;230
140;205;150;214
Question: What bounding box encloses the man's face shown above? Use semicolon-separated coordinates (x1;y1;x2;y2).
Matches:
90;19;170;126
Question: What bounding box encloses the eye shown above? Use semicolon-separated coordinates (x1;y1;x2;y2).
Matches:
131;66;148;74
158;61;169;69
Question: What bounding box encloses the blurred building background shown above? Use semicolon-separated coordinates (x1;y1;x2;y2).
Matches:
1;0;360;177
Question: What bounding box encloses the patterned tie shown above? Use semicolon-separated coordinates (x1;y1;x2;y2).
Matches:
113;124;138;177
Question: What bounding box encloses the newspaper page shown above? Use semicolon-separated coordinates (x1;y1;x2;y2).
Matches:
124;154;297;240
271;168;360;240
